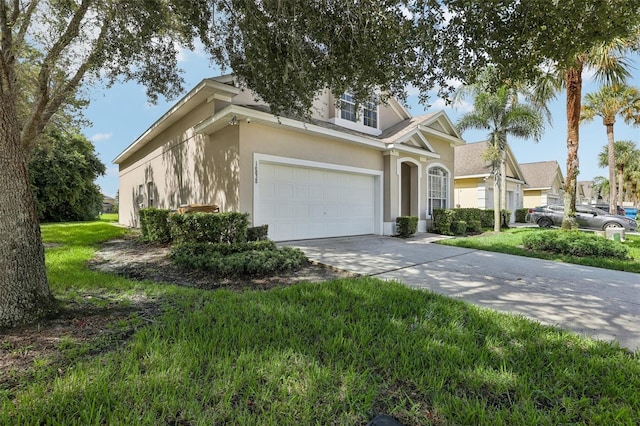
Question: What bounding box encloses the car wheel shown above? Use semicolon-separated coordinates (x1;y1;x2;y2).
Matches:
603;222;623;230
538;218;553;228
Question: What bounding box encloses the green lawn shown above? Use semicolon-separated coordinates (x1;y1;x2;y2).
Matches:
1;222;638;425
438;227;640;273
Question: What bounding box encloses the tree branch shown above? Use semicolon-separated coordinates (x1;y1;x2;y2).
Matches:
20;0;94;152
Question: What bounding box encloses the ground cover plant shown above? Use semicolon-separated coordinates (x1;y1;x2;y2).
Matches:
1;221;639;425
438;228;640;273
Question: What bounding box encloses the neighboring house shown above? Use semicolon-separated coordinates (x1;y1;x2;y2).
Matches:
114;75;465;241
520;161;564;208
102;195;115;213
453;141;526;223
577;180;603;205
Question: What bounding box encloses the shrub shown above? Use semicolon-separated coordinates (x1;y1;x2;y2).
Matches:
247;225;269;241
480;210;495;229
171;241;276;258
432;209;456;235
454;208;483;226
168;212;249;244
170;243;307;276
515;208;529;223
139;208;171;243
396;216;418;237
452;220;467;236
523;230;629;259
467;219;482;233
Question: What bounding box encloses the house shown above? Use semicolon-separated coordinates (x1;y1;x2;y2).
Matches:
102;195;115;213
577;180;603;205
114;75;465;241
520;161;564;208
453;141;526;222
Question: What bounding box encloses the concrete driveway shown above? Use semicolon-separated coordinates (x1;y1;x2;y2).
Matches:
286;234;640;351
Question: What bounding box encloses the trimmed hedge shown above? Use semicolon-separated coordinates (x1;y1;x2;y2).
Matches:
432;209;457;235
522;230;629;259
168;212;249;244
515;208;529;223
432;208;515;235
452;220;467;235
170;242;307;276
247;225;269;241
396;216;418;237
139;208;172;243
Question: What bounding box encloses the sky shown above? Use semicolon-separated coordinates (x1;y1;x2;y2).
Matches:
83;49;640;198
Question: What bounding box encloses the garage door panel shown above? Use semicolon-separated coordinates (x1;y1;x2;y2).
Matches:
258;162;376;241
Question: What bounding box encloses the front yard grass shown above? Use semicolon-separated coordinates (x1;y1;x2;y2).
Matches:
1;222;638;425
438;227;640;273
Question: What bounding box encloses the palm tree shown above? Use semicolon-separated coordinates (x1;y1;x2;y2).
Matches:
597;140;639;205
582;85;640;212
457;74;544;232
626;167;640;205
535;36;637;229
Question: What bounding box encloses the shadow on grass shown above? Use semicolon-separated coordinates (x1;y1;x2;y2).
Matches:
4;278;638;425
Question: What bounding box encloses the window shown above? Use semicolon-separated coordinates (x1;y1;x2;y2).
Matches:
338;92;378;130
138;184;145;206
340;93;357;122
147;182;155;207
363;100;377;128
428;167;449;216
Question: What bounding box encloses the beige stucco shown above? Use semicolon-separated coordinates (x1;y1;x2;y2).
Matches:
116;76;463;238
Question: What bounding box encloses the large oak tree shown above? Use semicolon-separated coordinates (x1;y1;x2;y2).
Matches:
1;0;639;327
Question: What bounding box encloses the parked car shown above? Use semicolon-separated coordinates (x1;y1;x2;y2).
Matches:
591;203;625;216
526;204;638;232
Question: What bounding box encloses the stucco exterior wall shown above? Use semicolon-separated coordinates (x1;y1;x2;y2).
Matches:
454;178;482;208
237;122;385;223
523;190;542;208
118;101;239;227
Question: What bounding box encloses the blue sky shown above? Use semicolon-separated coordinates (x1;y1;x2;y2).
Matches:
83;50;640;198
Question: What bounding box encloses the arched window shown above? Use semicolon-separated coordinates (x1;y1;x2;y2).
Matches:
428;166;449;216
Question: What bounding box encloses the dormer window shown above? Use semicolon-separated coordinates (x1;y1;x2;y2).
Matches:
363;100;377;128
340;93;357;122
334;92;381;136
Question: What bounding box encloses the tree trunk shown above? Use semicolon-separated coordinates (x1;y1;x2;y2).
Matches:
500;148;508;228
0;97;56;328
617;166;624;207
605;123;617;214
562;65;582;229
493;173;500;232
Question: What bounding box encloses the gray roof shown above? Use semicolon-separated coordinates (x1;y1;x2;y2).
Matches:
520;161;563;189
454;141;492;176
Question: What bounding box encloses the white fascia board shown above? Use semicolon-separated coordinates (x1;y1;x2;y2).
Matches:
195;105;388;151
385;143;440;158
506;177;526;184
524;186;552;191
417;124;466;145
113;79;241;164
454;173;490;180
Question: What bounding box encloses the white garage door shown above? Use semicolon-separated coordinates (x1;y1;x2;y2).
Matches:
257;162;377;241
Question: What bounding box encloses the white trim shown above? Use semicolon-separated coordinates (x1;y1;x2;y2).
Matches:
426;163;452;219
196;105;387;151
329;116;382;136
253;153;384;238
114;79;240;164
396;157;422;219
386;143;440;158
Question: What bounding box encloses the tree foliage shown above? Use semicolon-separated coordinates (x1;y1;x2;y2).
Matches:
456;67;544;231
29;130;105;222
1;0;639;327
